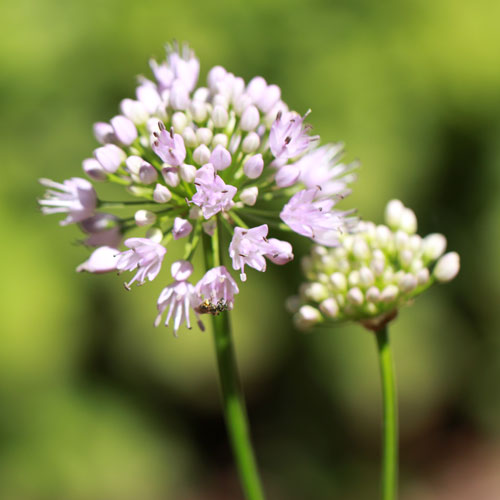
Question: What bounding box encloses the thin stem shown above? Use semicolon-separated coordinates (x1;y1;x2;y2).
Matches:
99;199;154;208
375;326;398;500
202;226;266;500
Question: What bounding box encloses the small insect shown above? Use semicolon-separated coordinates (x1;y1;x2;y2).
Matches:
195;298;229;315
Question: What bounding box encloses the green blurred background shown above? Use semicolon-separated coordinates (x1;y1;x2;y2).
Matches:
1;0;500;498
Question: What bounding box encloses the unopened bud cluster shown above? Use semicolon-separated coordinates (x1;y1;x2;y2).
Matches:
290;200;460;331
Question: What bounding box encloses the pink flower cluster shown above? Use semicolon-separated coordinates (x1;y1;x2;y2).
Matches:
39;42;357;335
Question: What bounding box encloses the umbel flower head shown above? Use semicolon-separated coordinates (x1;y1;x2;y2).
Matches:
290;199;460;331
38;42;357;335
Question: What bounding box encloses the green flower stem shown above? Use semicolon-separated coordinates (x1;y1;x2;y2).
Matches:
202;223;266;500
375;325;398;500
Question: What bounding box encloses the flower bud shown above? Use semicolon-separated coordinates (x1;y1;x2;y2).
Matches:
347;287;364;305
171;111;188;133
190;101;208;123
234;93;253;114
330;272;347;292
285;295;301;314
76;246;119;274
82;158;107;181
359;267;375;286
210;145;232;170
240;105;260;131
434;252;460;282
247;76;267;101
111;115;137;146
161;166;180;187
169;81;189;110
352;237;370;260
171;260;193;281
182;127;198;148
189;206;202;219
366;286;380;302
376;225;392;247
139;164;158;184
202;220;216;236
179;163;197;182
146;227;163;243
398;273;417;292
385;199;405;229
294;305;321;330
394;230;409;251
153;184;172;203
93;122;115;144
196;127;213;145
348;270;360;287
207;66;227;92
134;209;156;227
243;154;264;179
416;267;430;285
275;165;300;188
228;133;241;154
193;144;211;165
399;249;413;268
120;99;149;125
257;84;281;113
400;207;417;234
380;285;399;303
94;144;126;173
241;132;260;153
303;282;328;302
320;298;339;318
240;187;258;206
172;217;193;240
212;105;229;128
423;233;447;260
213;93;229;108
212;133;228;148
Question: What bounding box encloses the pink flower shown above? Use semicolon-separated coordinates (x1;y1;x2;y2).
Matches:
229;224;270;281
280;188;346;247
167;45;200;93
191;164;237;219
269;110;317;160
155;260;204;335
39;177;97;226
76;246;119;274
116;237;167;289
296;144;356;197
196;266;239;311
152;125;186;166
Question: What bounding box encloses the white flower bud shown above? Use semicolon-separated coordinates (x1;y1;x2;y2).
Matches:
171;112;188;133
359;267;375;286
385;199;405;229
242;132;261;153
333;247;347;259
212;133;228;148
169;81;189;110
423;233;447;260
382;267;395;283
193;144;211;165
352;237;370;260
370;256;386;277
337;259;351;273
395;230;410;251
434;252;460;282
111;115;138;146
202;220;216;236
212;105;229;128
120;99;149;125
153;184;172;203
94;144;126;173
243;154;264;179
213;93;229;108
146;117;162;134
294;305;321;330
376;225;392;247
398;273;417;292
348;270;360;287
190;101;208;123
347;287;364;305
417;267;430;285
196;127;213;145
257;84;281;113
228;134;241;154
210;145;232;170
381;285;399;303
135;209;156;227
303;283;329;302
301;256;313;274
399;249;413;268
233;93;253;115
409;234;422;252
319;298;339;318
179;163;197;182
240;105;260;131
410;258;424;273
240;187;258;206
247;76;267;101
146;227;163;243
400;207;417;234
207;66;227;92
366;286;380;302
182;127;198;148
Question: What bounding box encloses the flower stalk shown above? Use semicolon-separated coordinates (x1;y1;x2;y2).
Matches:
202;225;266;500
375;326;398;500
